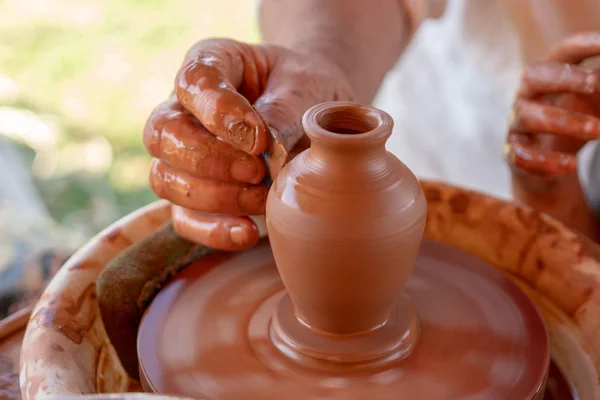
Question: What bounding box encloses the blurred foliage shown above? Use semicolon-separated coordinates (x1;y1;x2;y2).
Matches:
0;0;259;239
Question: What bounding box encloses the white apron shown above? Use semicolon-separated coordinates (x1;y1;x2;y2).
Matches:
374;0;521;199
376;0;600;212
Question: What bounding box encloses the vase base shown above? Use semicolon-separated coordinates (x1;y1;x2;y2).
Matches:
269;294;419;370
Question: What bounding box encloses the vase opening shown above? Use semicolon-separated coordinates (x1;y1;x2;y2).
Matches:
303;102;393;148
316;107;380;135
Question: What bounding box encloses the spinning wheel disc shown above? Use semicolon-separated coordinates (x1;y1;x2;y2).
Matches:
138;238;549;399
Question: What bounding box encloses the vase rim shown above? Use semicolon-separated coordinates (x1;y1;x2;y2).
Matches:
302;101;393;147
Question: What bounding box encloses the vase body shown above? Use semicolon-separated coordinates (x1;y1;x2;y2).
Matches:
266;101;427;335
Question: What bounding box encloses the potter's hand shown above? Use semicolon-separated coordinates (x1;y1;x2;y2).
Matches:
143;38;354;251
506;32;600;175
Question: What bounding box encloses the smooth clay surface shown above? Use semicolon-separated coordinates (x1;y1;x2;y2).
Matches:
266;102;427;337
19;180;600;399
138;238;549;400
264;102;427;367
0;308;572;399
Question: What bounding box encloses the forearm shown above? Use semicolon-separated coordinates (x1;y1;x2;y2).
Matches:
258;0;415;103
501;0;600;62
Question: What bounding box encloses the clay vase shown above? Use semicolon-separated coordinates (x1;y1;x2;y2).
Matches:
266;101;427;335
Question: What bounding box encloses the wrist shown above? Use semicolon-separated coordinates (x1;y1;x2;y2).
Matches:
293;43;368;103
299;47;357;97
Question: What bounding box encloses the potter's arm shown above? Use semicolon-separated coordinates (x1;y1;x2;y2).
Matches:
258;0;446;104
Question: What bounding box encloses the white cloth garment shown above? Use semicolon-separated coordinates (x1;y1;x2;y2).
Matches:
374;0;599;206
374;0;521;199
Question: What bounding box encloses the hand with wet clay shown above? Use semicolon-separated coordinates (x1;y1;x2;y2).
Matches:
144;0;434;251
506;32;600;241
506;32;600;175
143;38;354;251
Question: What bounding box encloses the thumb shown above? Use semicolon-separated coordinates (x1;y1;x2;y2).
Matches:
254;84;310;180
176;38;271;156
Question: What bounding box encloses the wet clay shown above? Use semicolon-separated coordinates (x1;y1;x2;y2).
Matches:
138;238;549;399
266;102;426;354
507;32;600;242
144;40;354;252
138;102;550;400
138;102;549;399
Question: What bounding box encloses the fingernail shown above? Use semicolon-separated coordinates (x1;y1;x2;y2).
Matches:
230;160;261;183
229;226;249;247
228;119;257;153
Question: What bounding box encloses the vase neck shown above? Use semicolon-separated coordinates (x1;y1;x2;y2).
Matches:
302;101;393;150
307;142;389;172
299;101;395;186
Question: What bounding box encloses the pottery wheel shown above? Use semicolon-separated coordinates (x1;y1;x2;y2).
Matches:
138;238;549;399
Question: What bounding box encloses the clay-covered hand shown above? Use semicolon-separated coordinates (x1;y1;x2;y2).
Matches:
143;39;354;251
506;32;600;175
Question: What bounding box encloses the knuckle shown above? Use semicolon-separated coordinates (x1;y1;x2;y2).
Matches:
335;82;355;102
176;60;202;95
183;38;235;63
143;100;186;155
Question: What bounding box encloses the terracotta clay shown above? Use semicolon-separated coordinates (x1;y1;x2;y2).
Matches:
266;102;427;340
136;103;549;399
143;95;303;252
21;183;600;399
506;32;600;242
137;238;549;399
0;300;571;400
143;39;354;252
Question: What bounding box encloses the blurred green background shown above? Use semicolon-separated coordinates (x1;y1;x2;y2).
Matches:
0;0;259;243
